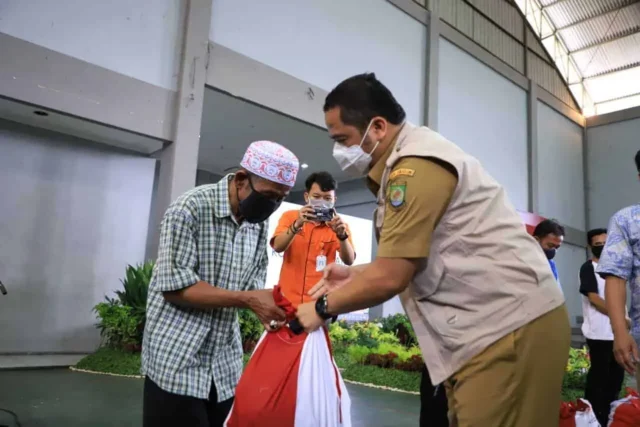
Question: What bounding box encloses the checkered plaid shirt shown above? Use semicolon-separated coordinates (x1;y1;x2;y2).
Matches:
141;175;268;401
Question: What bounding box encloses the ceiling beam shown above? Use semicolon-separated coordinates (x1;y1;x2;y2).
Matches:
541;0;571;9
583;62;640;81
595;89;640;105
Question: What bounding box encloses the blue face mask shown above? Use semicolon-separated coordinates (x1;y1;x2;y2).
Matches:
543;248;557;260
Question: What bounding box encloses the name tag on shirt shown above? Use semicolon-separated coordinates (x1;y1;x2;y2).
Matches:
316;255;327;272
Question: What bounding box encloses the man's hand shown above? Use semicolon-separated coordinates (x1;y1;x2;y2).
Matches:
308;263;353;300
613;330;639;374
328;214;347;238
296;301;324;332
295;205;316;228
246;290;286;330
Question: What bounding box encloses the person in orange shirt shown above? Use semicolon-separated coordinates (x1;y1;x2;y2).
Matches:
270;171;356;308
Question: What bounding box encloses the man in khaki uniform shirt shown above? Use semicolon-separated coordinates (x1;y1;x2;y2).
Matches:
296;73;570;427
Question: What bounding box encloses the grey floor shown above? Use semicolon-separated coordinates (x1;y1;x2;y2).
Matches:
0;369;420;427
0;354;87;370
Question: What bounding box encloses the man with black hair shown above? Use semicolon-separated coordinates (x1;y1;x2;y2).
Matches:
597;149;640;390
295;73;569;427
270;171;355;308
580;228;626;426
533;219;565;289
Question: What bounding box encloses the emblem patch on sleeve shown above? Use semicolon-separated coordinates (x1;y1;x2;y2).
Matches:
389;168;415;180
389;182;406;208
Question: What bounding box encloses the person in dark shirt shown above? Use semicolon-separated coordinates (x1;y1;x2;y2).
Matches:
579;228;626;426
533;219;565;292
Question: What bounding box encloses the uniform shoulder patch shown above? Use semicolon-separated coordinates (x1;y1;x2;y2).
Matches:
388;182;406;208
389;168;415;181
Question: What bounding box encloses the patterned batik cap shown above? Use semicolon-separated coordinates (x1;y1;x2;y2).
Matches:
240;140;299;187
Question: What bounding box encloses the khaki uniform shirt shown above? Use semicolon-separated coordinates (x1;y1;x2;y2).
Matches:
367;142;457;259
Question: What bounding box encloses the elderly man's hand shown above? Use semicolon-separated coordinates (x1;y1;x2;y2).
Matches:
296;301;325;333
246;290;286;331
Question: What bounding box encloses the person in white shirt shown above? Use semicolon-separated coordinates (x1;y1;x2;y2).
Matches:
579;228;625;426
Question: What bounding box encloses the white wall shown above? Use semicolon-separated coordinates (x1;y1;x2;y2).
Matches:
555;243;588;327
587;117;640;229
210;0;427;124
537;101;586;230
0;0;185;90
0;120;156;353
438;38;529;211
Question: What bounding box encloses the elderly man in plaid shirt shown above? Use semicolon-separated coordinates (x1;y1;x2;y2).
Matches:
142;141;300;427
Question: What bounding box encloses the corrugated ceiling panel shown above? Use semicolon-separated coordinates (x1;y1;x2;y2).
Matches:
542;0;634;28
573;33;640;78
528;51;579;109
467;0;524;41
557;3;640;52
584;66;640;103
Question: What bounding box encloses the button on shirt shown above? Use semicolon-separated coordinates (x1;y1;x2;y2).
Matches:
596;204;640;340
142;175;269;401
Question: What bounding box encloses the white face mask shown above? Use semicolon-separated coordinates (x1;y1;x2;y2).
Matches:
308;197;334;210
332;121;380;177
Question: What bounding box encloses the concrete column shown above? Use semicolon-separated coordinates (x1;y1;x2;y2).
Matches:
424;7;440;129
146;0;213;259
527;80;539;214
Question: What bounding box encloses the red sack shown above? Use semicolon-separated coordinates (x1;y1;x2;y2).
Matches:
608;388;640;427
225;286;351;427
560;401;577;427
560;399;599;427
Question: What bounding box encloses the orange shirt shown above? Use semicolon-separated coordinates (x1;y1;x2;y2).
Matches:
270;210;354;308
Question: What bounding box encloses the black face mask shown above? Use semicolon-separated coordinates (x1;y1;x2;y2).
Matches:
543;248;557;260
238;178;281;223
591;245;604;258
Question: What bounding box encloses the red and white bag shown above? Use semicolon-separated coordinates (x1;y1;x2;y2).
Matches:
607;388;640;427
225;287;351;427
560;399;600;427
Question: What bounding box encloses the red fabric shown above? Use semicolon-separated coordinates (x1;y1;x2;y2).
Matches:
517;210;546;236
559;402;577;427
609;389;640;427
226;287;308;427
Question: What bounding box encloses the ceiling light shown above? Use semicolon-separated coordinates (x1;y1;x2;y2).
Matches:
301;163;309;169
33;110;49;117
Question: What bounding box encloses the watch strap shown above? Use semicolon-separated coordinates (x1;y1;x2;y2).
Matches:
315;295;333;320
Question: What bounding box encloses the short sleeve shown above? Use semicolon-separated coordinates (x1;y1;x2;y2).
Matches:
270;210;297;248
377;157;457;259
579;262;598;297
152;207;201;292
596;213;633;281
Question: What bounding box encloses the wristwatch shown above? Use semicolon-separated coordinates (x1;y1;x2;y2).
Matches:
315;294;334;320
337;233;349;241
